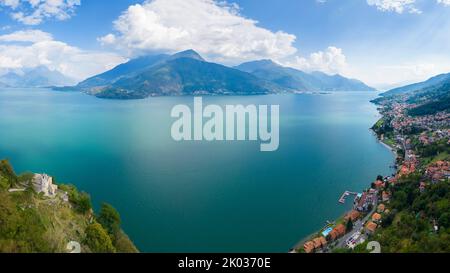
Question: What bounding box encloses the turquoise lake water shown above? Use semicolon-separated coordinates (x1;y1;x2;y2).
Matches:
0;88;394;253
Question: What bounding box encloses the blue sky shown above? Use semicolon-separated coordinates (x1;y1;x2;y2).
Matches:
1;0;450;89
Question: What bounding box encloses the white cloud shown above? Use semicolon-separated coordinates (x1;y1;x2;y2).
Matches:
348;61;450;90
0;0;81;25
0;0;19;9
282;47;348;75
366;0;421;14
0;30;126;80
437;0;450;6
99;0;297;64
0;29;52;42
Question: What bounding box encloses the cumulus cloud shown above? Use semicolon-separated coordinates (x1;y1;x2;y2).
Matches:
0;29;52;42
437;0;450;6
366;0;421;14
0;0;81;25
0;30;126;80
282;47;348;75
99;0;297;64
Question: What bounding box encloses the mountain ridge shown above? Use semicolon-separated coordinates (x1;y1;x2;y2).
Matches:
382;73;450;97
0;66;76;88
235;59;376;92
72;50;286;99
59;50;376;99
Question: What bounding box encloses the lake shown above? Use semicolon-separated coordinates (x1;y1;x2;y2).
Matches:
0;88;394;253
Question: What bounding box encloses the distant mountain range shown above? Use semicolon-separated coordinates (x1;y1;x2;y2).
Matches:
73;50;283;99
235;60;376;92
0;66;76;88
57;50;375;99
375;72;450;116
381;73;450;97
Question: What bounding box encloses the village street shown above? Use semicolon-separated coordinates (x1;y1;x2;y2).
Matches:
332;198;378;251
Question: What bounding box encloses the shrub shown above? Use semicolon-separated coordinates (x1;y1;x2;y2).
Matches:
84;223;115;253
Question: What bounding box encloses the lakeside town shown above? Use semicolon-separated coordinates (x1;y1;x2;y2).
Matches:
293;94;450;253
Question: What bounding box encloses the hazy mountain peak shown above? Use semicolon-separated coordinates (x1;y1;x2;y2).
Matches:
170;49;205;62
235;60;375;92
0;66;76;87
234;59;281;73
382;72;450;97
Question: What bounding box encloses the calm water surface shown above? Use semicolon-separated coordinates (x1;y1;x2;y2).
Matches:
0;88;394;252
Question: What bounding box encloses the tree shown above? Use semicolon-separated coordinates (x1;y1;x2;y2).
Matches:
0;160;18;187
84;223;115;253
392;190;408;210
439;213;450;228
346;219;353;233
74;192;92;214
97;203;121;240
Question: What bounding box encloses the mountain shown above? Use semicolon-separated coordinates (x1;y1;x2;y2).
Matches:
74;50;285;99
235;60;376;92
0;66;76;88
78;54;169;89
373;72;450;116
382;73;450;97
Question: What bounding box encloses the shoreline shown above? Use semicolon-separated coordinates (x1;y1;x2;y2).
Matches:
370;129;398;157
290;106;396;253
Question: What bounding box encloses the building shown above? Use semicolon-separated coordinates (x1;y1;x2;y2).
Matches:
313;237;327;249
377;204;386;213
344;210;361;222
372;213;382;223
33;173;58;197
303;241;315;253
329;224;346;241
304;236;327;253
355;192;368;212
374;180;384;189
382;191;391;202
426;161;450;183
355;192;376;212
419;182;426;193
365;221;378;235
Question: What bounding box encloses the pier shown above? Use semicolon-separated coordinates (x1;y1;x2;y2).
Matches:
338;191;358;204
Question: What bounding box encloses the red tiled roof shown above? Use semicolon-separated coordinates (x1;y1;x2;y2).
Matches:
303;241;315;253
372;213;382;221
345;210;361;222
366;221;378;233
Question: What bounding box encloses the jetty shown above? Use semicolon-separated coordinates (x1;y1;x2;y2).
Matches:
338;191;358;204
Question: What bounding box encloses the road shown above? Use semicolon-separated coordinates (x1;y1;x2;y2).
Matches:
333;198;378;250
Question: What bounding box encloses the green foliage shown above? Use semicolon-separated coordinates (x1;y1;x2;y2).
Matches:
372;118;394;137
346;219;353;233
374;179;450;252
114;231;139;253
60;184;92;214
97;203;121;241
0;192;51;253
0;160;138;253
18;172;35;186
409;93;450;116
332;248;352;253
84;223;116;253
381;209;397;228
0;159;18;189
415;138;450;158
